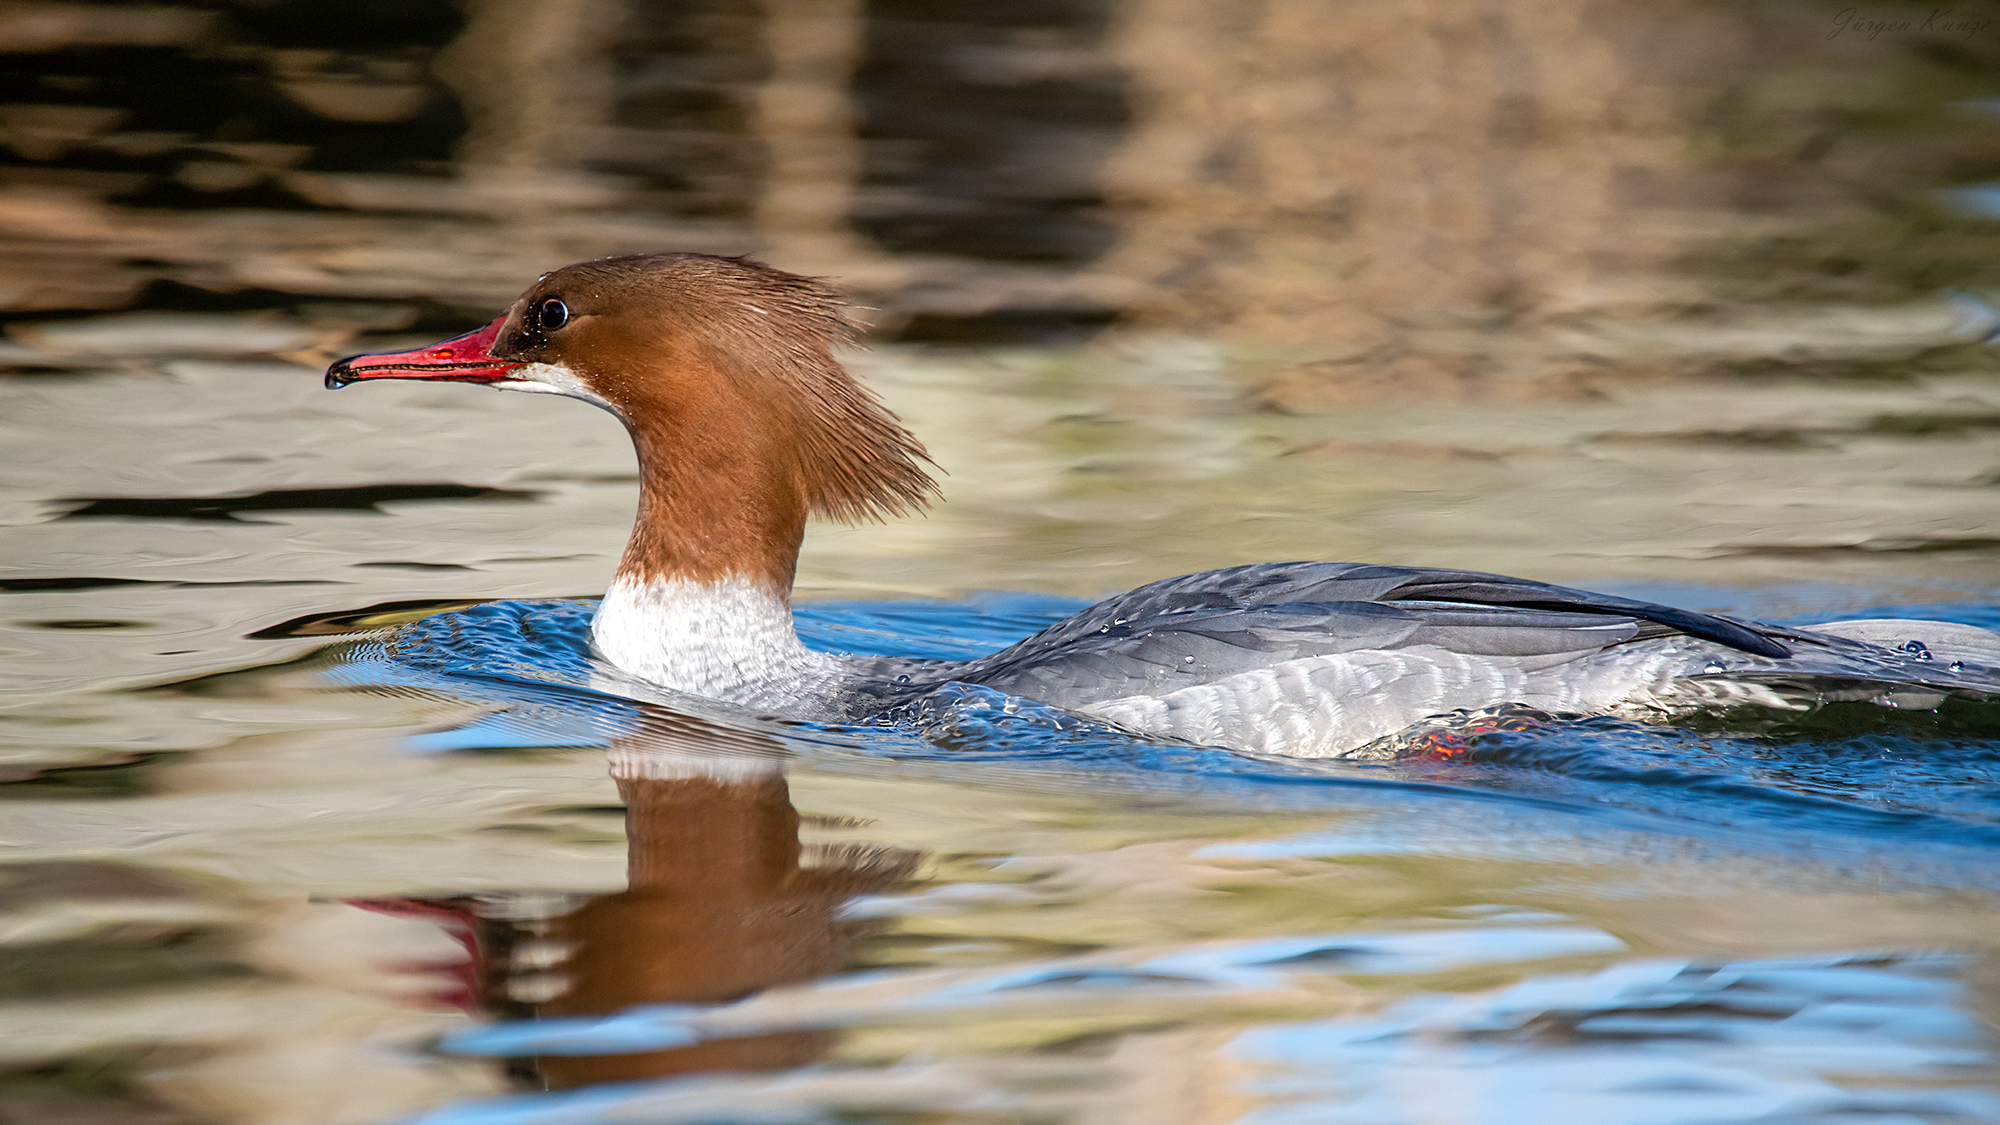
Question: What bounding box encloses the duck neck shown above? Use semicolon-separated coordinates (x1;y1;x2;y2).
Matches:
591;418;827;701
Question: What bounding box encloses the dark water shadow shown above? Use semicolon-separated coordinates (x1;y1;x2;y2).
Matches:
56;483;540;523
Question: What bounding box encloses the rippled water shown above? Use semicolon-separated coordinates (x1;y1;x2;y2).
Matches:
3;316;1999;1124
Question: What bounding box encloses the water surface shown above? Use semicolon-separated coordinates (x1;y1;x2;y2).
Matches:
2;316;1998;1124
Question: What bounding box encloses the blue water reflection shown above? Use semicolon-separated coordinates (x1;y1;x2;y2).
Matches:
1231;956;1996;1125
349;593;2000;850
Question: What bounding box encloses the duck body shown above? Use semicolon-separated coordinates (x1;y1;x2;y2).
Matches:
592;560;2000;757
327;253;2000;758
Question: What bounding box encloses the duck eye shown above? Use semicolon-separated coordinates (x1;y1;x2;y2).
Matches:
536;297;568;331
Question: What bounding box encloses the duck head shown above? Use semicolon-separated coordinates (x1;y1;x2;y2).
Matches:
326;253;937;590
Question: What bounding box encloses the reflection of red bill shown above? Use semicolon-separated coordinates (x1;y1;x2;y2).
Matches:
325;317;522;389
347;897;482;1013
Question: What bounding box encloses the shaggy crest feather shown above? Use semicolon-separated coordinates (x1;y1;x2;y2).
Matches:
551;253;938;524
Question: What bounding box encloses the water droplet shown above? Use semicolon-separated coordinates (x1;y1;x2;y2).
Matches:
895;674;910;684
1113;618;1127;625
1184;655;1196;664
1703;662;1724;674
1900;639;1933;661
1949;660;1964;672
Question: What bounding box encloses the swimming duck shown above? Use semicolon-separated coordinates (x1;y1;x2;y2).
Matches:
326;253;2000;756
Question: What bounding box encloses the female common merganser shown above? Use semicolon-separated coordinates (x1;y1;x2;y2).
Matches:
326;253;2000;756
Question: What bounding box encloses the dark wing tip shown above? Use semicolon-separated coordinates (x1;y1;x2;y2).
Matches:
1638;605;1791;659
1726;628;1792;660
1378;570;1797;660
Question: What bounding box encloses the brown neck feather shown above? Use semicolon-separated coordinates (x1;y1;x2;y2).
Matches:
566;256;937;591
617;345;813;592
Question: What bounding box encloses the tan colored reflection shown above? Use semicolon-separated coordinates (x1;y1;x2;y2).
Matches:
529;709;916;1087
1097;0;1750;381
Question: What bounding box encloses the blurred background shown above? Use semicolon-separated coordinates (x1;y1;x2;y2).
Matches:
3;0;1999;363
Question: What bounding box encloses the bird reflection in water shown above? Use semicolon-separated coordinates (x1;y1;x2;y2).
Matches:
351;704;918;1089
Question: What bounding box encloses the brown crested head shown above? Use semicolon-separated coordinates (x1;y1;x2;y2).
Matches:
486;252;938;526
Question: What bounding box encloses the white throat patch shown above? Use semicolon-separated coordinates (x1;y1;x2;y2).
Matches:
593;574;838;706
495;361;619;416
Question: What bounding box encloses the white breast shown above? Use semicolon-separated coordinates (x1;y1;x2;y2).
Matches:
592;575;843;710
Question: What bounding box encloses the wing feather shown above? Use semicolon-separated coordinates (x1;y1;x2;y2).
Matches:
956;561;1791;707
